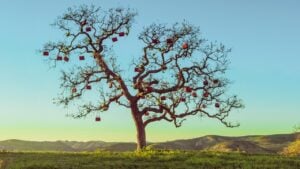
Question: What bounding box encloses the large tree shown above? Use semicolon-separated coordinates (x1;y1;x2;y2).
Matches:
41;5;243;150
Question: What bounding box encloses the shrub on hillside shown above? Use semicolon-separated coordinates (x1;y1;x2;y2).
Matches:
281;139;300;156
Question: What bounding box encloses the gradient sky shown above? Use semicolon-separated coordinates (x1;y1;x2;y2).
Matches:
0;0;299;142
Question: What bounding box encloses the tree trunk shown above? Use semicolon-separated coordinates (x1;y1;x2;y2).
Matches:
136;119;146;150
132;112;146;151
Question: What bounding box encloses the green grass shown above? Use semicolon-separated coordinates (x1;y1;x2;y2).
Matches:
0;150;299;169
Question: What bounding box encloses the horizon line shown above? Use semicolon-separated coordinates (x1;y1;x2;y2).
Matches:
1;131;298;143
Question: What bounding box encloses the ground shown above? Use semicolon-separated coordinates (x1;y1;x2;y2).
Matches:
0;150;300;169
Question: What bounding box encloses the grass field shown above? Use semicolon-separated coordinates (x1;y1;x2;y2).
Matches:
0;150;300;169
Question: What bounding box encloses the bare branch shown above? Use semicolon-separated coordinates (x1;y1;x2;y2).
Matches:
41;5;243;137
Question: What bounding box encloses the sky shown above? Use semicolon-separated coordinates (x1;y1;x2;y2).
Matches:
0;0;299;142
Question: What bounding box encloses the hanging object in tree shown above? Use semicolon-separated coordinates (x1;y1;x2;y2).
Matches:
203;80;209;86
64;57;69;62
202;104;207;108
43;51;49;56
85;27;92;32
166;38;173;44
152;39;159;44
71;87;77;93
146;86;153;92
79;56;85;60
134;68;139;72
134;67;142;72
112;37;118;42
86;85;91;90
180;97;186;102
203;91;209;98
95;116;101;122
184;86;192;93
213;79;219;84
160;96;166;100
192;92;197;97
119;32;125;37
56;56;62;61
182;43;188;49
215;102;220;108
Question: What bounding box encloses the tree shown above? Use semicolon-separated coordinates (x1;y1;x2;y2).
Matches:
281;125;300;156
281;140;300;156
41;5;243;150
294;124;300;132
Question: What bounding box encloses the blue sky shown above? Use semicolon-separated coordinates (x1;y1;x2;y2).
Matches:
0;0;299;142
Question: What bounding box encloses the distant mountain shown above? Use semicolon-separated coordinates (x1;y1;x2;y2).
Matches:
0;133;299;154
152;133;300;154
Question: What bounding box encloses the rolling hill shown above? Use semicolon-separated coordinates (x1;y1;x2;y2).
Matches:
0;133;299;154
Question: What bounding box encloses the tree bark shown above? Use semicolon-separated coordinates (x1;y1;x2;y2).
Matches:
136;118;146;150
131;107;146;151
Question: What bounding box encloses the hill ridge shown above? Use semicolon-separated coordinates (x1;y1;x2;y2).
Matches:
1;132;299;154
